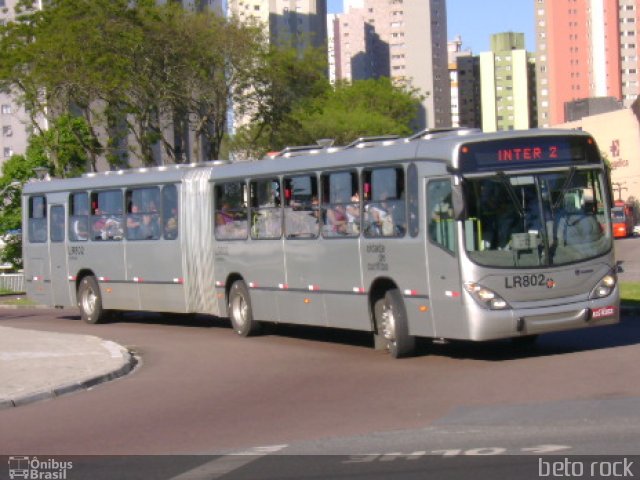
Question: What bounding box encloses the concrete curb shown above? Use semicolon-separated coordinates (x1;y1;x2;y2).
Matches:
0;348;139;410
0;304;58;309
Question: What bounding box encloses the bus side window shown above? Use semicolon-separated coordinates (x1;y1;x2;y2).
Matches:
126;187;160;241
91;190;123;241
50;205;65;243
162;185;178;240
28;196;47;243
321;170;359;238
363;167;405;238
69;192;89;242
215;182;248;240
250;178;282;240
284;175;319;239
427;180;456;253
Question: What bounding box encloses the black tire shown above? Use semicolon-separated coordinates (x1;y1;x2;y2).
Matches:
228;280;261;337
77;276;108;324
374;288;416;358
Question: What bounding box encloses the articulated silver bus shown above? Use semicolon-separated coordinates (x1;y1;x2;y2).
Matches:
23;128;620;357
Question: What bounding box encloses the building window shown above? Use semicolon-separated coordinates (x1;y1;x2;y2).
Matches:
2;125;12;137
3;147;13;158
1;105;11;115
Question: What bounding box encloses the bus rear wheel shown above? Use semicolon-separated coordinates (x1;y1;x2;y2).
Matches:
228;280;261;337
78;276;108;324
374;288;416;358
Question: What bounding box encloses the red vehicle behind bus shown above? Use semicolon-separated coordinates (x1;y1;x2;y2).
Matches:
612;200;634;238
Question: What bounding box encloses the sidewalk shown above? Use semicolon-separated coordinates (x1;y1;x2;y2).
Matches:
0;326;136;409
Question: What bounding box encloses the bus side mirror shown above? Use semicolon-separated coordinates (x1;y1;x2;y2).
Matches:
452;184;466;221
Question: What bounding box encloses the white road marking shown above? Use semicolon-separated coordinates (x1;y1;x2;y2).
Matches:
521;444;572;454
170;445;288;480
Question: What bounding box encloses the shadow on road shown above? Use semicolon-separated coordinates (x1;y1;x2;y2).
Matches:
48;307;640;362
427;314;640;361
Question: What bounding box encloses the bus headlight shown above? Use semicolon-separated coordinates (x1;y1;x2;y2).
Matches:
464;282;511;310
589;274;616;299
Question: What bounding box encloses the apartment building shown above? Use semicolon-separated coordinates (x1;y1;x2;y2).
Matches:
333;0;451;129
447;36;473;127
0;0;42;169
535;0;639;127
480;32;537;132
227;0;327;52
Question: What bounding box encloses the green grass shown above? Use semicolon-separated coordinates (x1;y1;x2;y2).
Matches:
620;282;640;309
0;293;34;306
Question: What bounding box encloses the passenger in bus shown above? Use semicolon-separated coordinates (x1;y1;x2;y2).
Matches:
326;204;349;235
367;193;395;236
139;213;160;240
216;202;235;226
479;183;517;249
94;208;122;241
127;204;142;238
345;192;360;234
216;202;246;238
93;209;107;240
164;208;178;239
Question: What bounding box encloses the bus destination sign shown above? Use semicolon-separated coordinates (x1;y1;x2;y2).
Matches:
497;145;558;162
458;136;599;173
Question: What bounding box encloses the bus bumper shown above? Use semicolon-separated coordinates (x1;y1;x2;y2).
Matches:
465;293;620;341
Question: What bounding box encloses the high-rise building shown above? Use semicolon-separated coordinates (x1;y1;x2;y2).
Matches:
456;54;482;129
157;0;224;12
333;0;451;129
535;0;639;127
480;32;537;132
227;0;327;54
447;36;473;127
0;0;44;169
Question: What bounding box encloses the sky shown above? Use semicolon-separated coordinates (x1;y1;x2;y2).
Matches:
327;0;536;53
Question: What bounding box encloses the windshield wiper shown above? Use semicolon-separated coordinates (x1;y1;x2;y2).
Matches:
552;166;577;211
496;172;524;218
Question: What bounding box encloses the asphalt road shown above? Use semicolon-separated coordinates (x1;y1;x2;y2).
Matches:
1;305;639;463
615;235;640;282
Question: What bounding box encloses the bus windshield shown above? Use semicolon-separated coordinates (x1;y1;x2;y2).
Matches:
463;168;612;268
611;207;625;221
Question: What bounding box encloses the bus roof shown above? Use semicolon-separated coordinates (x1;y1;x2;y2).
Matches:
22;128;594;194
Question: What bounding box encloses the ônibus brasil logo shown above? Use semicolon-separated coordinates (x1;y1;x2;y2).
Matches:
8;456;73;480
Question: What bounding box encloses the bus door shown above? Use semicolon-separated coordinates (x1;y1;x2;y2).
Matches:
24;194;51;305
316;171;364;329
48;204;71;306
424;178;464;338
124;185;186;313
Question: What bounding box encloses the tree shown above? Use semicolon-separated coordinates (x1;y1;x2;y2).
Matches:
230;45;331;158
291;78;424;146
0;0;147;170
0;114;94;267
0;0;266;166
232;76;424;157
27;114;95;178
0;154;49;268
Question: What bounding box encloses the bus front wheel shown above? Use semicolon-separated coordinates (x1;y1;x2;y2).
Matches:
228;280;261;337
374;288;416;358
78;276;108;324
